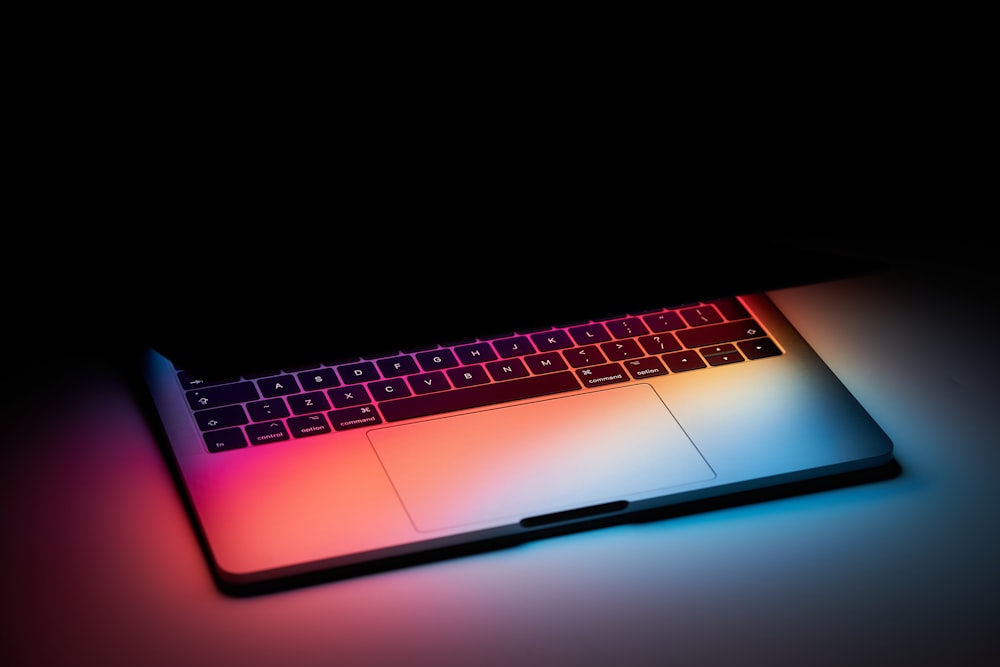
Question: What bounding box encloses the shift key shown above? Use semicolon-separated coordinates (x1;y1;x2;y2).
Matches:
676;319;764;348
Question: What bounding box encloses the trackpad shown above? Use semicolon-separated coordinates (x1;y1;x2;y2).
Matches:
368;384;715;532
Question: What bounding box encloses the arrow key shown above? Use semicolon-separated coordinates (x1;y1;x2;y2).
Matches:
738;337;782;360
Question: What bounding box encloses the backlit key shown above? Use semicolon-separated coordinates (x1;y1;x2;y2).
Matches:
564;345;607;368
639;333;682;354
600;339;644;361
676;319;762;348
662;351;706;373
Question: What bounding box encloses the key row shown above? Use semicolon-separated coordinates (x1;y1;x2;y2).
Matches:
185;319;766;412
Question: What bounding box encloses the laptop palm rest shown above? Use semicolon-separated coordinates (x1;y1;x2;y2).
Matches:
368;384;716;532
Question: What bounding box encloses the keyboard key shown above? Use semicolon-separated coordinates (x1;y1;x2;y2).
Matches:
247;398;290;421
288;414;332;438
204;428;248;453
576;363;629;388
328;384;372;408
493;336;535;358
662;351;707;373
195;405;248;431
708;297;750;320
624;357;668;379
287;391;332;415
329;405;382;431
409;371;451;395
415;349;459;372
377;355;419;378
246;421;290;445
530;329;574;351
186;381;259;411
738;337;782;359
177;371;239;390
258;375;302;398
338;361;380;384
564;345;607;368
379;372;582;422
606;317;650;339
455;342;498;365
486;358;530;381
680;305;723;326
701;344;744;366
675;319;763;348
568;323;611;345
525;352;569;374
600;339;644;361
296;368;341;390
369;378;413;401
638;333;682;354
641;310;685;332
447;365;491;388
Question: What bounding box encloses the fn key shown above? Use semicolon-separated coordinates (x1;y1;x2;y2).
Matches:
204;427;248;453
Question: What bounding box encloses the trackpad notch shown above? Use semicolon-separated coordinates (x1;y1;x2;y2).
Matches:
368;384;715;532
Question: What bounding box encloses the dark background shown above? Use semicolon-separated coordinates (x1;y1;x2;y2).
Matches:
4;52;995;663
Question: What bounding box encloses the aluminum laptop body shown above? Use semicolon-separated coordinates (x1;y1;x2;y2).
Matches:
140;283;893;593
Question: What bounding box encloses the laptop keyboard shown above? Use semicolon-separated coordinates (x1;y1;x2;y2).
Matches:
182;297;782;453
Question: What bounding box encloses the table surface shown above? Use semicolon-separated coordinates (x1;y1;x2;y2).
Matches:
3;241;998;667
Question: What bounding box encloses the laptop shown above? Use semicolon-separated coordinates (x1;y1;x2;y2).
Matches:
137;240;893;593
